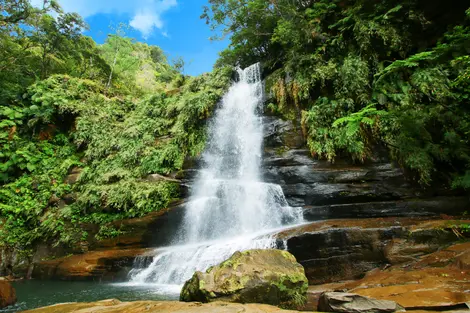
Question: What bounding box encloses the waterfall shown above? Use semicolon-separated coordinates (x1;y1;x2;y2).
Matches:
128;63;303;292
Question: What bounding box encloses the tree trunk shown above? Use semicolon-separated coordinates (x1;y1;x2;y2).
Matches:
106;45;119;89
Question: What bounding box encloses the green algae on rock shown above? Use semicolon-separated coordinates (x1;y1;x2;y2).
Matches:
180;249;308;309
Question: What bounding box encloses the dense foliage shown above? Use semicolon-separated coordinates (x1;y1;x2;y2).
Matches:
0;0;231;256
204;0;470;187
2;0;470;266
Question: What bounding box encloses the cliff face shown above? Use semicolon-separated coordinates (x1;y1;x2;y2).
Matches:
18;114;470;286
262;115;469;217
261;115;470;310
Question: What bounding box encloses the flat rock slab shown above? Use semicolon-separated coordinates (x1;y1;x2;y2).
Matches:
275;217;470;239
318;292;403;313
22;299;312;313
348;267;470;309
33;248;155;281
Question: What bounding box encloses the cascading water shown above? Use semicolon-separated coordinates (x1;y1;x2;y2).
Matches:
128;63;303;292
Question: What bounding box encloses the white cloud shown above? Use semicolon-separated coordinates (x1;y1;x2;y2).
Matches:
130;12;162;39
33;0;177;38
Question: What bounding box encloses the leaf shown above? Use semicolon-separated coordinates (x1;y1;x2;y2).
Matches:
26;163;37;172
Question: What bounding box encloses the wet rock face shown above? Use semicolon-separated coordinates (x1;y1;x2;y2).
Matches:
262;115;411;209
0;280;16;308
275;218;469;284
318;292;403;313
302;197;470;220
262;115;469;216
263;152;411;208
32;248;155;281
180;249;308;309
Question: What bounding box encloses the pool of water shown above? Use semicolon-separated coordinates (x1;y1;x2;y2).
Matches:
1;280;179;312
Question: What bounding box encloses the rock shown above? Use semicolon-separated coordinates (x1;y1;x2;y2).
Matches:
262;116;416;208
144;173;181;183
22;299;308;313
310;241;470;311
261;115;469;213
274;217;468;284
318;292;403;313
455;249;470;270
180;249;308;309
344;267;470;310
33;248;155;281
302;197;470;221
301;283;350;311
104;201;186;248
0;279;16;308
263;116;305;149
64;167;82;185
28;201;187;281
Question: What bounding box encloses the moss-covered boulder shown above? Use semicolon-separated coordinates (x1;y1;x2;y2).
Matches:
180;249;308;309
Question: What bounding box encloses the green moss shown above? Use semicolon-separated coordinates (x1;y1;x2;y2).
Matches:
274;146;289;156
219;251;243;270
280;250;296;262
198;279;206;289
180;249;308;309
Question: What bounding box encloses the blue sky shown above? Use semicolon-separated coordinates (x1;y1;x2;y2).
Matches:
31;0;228;76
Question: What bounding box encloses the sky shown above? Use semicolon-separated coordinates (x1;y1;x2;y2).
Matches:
31;0;229;76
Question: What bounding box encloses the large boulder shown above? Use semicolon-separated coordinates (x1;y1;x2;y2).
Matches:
0;279;16;308
318;292;403;313
180;249;308;309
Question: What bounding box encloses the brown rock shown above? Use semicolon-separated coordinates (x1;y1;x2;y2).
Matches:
64;167;82;185
349;269;470;309
23;299;310;313
454;245;470;271
384;239;436;264
309;241;470;311
100;201;186;250
33;248;154;281
301;283;350;311
27;201;186;281
0;279;16;308
410;241;470;269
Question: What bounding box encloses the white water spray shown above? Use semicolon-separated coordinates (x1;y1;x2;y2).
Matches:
128;63;303;291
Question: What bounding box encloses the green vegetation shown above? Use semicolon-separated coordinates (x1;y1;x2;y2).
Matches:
0;1;231;255
2;0;470;268
204;0;470;187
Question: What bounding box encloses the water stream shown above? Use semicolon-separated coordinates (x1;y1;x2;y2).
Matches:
127;63;304;293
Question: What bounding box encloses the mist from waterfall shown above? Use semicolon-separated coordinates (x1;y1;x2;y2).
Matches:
128;63;303;291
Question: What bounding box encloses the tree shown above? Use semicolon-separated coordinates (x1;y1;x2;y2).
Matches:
204;0;470;187
0;0;32;25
